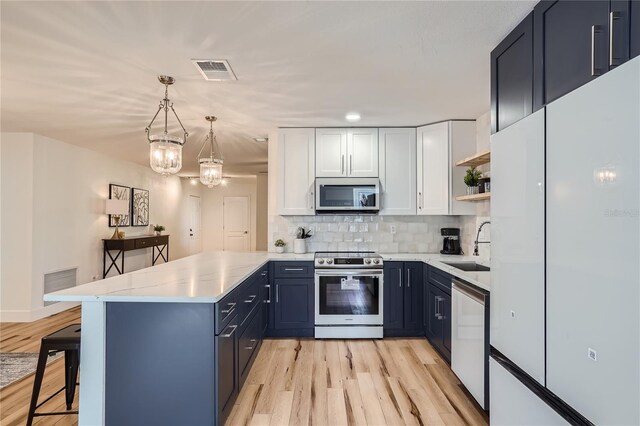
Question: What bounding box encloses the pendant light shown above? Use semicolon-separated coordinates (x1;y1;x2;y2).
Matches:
145;76;188;175
197;116;224;187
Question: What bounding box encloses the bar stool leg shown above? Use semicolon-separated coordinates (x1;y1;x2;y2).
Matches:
27;345;50;426
64;350;79;410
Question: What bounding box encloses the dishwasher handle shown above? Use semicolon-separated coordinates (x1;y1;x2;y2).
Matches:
452;279;486;305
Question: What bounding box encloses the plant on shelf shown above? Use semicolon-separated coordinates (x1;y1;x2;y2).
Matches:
274;239;286;253
464;167;483;195
153;224;165;236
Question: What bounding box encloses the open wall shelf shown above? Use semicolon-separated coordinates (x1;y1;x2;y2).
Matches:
456;150;491;167
455;192;491;202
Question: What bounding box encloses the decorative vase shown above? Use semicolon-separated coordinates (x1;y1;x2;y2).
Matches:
293;239;306;254
154;231;162;236
466;186;479;195
275;246;285;254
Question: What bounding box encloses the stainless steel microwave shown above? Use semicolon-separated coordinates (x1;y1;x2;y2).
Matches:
315;178;380;213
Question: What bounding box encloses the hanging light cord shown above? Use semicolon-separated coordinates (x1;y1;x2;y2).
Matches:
145;82;189;144
197;120;223;162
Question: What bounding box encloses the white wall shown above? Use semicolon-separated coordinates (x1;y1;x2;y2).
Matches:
1;133;35;318
201;177;258;252
460;110;491;259
0;132;201;321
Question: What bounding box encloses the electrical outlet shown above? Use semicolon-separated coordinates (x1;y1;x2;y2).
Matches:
510;310;516;318
288;226;297;236
588;348;597;361
390;225;397;234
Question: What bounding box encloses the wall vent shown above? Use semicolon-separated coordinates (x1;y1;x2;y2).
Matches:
44;268;77;306
192;59;238;81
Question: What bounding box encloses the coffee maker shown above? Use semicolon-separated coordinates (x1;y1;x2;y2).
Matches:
440;228;462;255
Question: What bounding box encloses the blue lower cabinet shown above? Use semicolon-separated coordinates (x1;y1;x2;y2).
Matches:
271;277;314;336
383;261;423;337
632;0;640;58
260;268;270;335
424;265;453;363
215;314;239;425
238;307;262;389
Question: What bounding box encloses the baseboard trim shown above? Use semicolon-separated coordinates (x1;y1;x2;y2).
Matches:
0;302;79;322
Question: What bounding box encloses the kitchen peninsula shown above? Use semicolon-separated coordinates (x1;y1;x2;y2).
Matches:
45;250;489;425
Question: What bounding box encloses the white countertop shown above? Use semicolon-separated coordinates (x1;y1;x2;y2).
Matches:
45;251;489;304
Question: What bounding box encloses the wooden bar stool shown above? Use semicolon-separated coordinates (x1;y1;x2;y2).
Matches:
27;324;81;426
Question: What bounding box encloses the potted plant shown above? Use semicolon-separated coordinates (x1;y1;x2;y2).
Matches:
153;224;165;236
294;227;312;254
464;167;483;195
274;239;286;254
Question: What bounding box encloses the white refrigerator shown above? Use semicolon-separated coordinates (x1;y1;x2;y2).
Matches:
490;56;639;425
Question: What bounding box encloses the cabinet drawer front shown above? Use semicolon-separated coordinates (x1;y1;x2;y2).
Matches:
239;277;260;326
273;262;314;278
238;308;261;384
134;238;154;249
215;293;238;335
428;266;453;293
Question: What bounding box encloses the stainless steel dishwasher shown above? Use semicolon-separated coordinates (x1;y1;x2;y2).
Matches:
451;278;489;410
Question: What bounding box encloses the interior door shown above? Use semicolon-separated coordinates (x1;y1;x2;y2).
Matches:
223;196;250;251
188;195;202;255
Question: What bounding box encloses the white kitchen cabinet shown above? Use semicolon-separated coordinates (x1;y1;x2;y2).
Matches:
315;128;346;177
277;128;315;215
378;128;416;215
315;128;378;177
416;121;476;215
346;128;378;177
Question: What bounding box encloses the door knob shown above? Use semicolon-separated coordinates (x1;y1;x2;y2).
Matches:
244;231;248;234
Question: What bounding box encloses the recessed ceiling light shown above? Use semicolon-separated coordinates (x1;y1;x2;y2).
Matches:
253;137;268;143
345;112;361;122
190;177;198;185
221;179;228;185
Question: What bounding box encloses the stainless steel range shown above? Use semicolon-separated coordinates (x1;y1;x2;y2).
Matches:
314;252;384;338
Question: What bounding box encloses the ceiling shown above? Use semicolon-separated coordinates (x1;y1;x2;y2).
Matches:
0;1;534;176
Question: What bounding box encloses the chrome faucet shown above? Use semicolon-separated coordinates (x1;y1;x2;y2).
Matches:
473;221;491;256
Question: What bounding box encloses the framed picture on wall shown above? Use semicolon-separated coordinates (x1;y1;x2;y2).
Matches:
109;184;130;227
131;187;149;226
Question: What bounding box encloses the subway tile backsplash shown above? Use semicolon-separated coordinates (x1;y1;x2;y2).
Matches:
269;215;477;254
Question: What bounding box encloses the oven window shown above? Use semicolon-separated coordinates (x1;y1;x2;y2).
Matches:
319;185;377;208
318;275;379;315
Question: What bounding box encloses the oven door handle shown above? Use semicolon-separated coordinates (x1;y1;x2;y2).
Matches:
314;269;383;276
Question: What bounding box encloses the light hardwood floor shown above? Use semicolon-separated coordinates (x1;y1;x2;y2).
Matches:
227;339;488;426
1;307;81;426
0;308;488;426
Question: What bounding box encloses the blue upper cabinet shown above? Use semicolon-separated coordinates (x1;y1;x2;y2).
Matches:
632;0;640;58
490;12;534;134
533;0;631;109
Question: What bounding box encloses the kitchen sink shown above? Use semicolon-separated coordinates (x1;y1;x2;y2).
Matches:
442;262;490;272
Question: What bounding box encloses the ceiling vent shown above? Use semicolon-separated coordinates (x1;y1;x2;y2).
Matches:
192;59;237;81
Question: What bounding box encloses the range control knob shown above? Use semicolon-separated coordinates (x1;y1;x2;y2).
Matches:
317;259;325;264
326;259;334;264
373;258;380;264
365;258;372;264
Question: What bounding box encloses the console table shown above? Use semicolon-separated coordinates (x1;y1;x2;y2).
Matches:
103;235;169;278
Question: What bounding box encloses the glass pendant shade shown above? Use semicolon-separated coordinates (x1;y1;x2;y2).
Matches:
149;135;183;175
199;158;223;187
145;76;188;176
